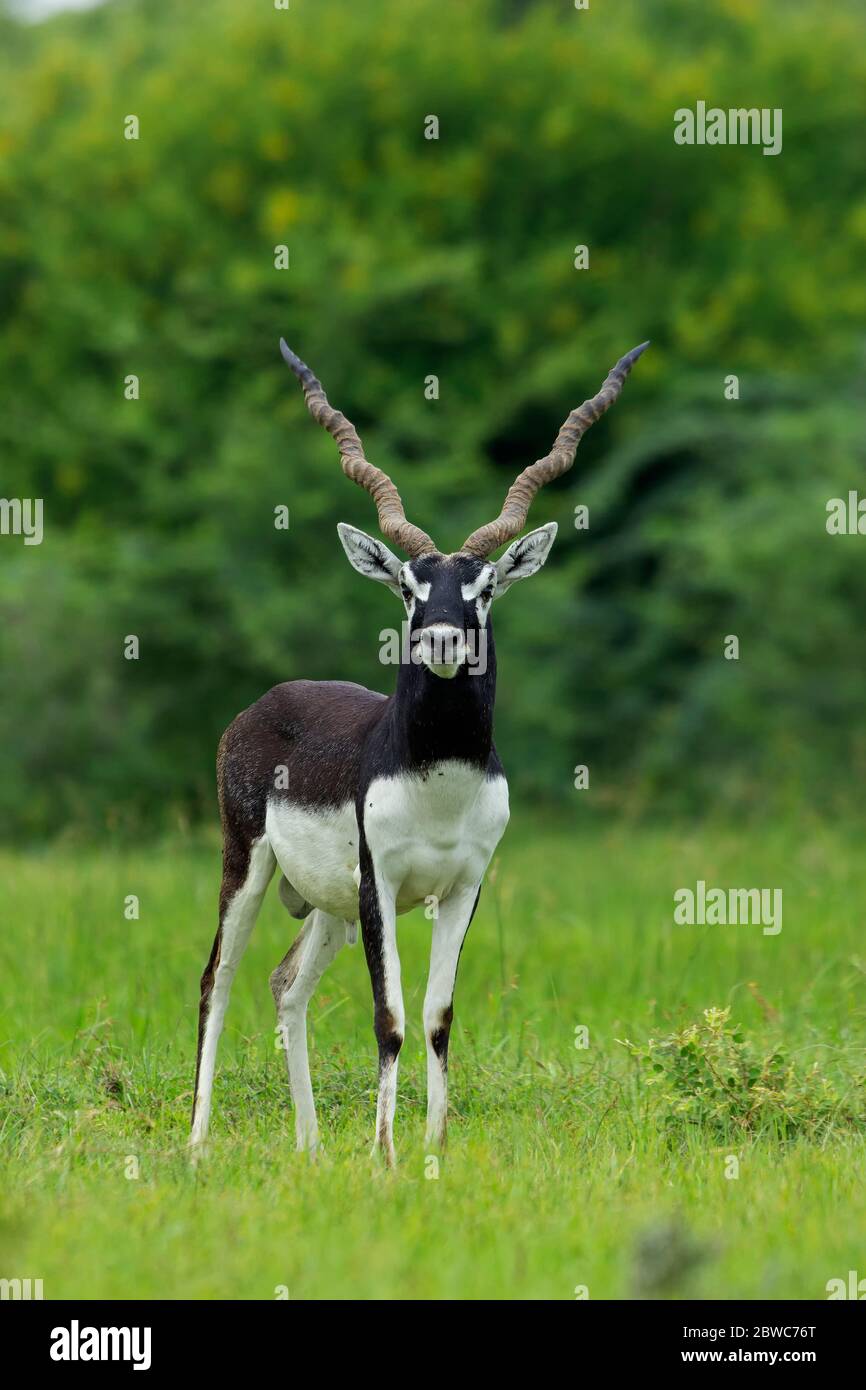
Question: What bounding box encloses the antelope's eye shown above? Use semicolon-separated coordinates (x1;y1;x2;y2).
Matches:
481;585;494;603
400;581;412;602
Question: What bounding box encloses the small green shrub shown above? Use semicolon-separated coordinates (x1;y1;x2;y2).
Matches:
619;1007;864;1143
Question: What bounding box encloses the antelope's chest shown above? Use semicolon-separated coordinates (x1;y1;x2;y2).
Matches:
363;760;509;910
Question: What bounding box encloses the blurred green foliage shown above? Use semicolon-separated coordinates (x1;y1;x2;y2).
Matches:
0;0;865;837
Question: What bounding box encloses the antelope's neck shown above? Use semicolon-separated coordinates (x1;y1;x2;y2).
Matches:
388;634;497;772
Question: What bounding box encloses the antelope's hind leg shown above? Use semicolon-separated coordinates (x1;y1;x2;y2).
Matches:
190;832;275;1150
271;907;345;1153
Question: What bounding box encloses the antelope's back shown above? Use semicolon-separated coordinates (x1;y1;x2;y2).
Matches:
217;680;389;841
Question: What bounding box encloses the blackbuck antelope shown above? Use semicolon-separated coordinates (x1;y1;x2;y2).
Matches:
190;337;648;1164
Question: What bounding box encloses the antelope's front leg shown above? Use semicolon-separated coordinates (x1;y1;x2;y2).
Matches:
424;882;481;1150
358;849;403;1167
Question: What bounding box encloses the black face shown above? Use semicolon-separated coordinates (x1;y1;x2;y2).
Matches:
399;552;496;678
338;520;556;680
400;553;492;627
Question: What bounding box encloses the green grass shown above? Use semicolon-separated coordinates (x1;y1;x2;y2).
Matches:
1;812;865;1300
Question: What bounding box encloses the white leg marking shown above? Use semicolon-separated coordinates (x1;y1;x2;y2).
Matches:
372;873;404;1167
276;909;344;1152
424;883;479;1148
190;836;275;1149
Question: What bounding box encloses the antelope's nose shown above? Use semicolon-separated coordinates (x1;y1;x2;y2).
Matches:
417;623;467;675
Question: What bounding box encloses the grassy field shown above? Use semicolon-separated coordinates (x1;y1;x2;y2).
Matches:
1;812;865;1301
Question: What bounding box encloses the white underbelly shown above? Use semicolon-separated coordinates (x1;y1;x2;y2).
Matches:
265;799;360;921
265;763;509;921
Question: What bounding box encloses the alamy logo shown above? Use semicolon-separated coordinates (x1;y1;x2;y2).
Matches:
0;1276;43;1299
674;102;782;157
50;1320;152;1371
674;881;782;935
0;497;43;545
826;1270;866;1299
826;492;866;535
378;623;488;675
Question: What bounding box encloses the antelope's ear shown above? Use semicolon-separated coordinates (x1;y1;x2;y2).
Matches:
337;524;402;593
493;523;557;597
